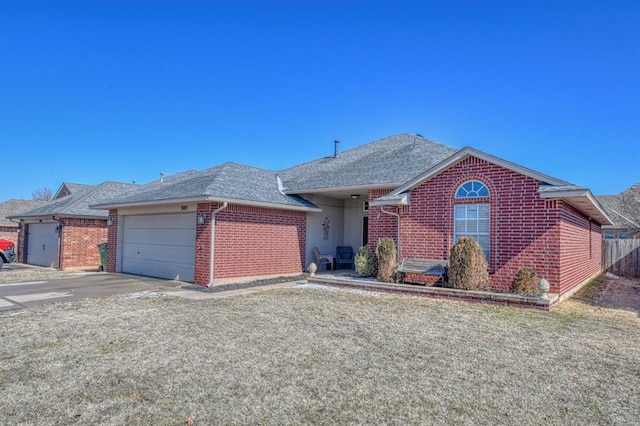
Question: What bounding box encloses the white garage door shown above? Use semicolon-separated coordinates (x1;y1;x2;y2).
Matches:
27;223;59;267
122;213;196;282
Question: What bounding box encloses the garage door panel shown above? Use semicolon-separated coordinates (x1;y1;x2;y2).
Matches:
122;213;196;282
27;223;58;267
123;228;195;245
122;243;195;264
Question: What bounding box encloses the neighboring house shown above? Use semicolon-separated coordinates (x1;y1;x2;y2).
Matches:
92;134;611;300
597;185;640;239
0;199;48;246
10;181;138;270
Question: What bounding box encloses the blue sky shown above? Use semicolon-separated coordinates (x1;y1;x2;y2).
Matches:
1;0;638;199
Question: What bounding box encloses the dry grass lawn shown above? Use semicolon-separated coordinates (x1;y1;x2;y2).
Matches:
1;278;639;425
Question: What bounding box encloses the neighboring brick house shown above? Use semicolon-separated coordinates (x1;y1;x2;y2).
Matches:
92;134;611;300
0;199;47;247
10;181;137;270
596;184;640;239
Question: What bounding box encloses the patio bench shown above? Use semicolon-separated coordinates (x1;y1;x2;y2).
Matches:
396;258;449;284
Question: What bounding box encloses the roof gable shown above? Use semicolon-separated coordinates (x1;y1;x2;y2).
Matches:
372;147;612;226
53;182;94;200
10;182;139;219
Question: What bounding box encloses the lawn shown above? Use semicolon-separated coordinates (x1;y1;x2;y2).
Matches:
0;280;638;425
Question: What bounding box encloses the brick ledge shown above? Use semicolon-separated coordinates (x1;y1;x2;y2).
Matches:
307;275;559;310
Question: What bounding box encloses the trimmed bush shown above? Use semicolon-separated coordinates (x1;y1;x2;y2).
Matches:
448;236;491;291
510;268;539;295
354;246;377;277
376;238;397;283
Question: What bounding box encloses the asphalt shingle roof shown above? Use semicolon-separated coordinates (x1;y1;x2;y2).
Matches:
0;199;48;227
94;163;318;210
596;185;640;229
279;133;458;192
11;182;139;219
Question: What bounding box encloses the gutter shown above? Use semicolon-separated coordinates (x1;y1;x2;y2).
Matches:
380;207;401;262
52;216;64;270
208;202;228;287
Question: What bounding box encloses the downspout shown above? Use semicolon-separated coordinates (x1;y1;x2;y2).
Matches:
208;202;228;287
52;216;64;270
380;207;401;262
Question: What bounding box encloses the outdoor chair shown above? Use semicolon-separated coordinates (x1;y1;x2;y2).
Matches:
336;245;355;269
313;247;334;270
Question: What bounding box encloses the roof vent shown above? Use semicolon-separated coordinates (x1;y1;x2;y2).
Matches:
160;172;164;183
334;140;340;158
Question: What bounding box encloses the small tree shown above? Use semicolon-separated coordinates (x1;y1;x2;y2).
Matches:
376;238;397;283
448;236;491;291
31;187;53;201
510;268;539;295
354;246;376;277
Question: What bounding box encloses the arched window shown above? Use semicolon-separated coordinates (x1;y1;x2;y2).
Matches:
454;181;490;260
455;181;489;198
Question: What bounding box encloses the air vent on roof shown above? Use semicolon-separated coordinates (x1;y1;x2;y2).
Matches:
334;140;339;158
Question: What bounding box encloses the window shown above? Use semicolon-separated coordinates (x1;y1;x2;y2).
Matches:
454;204;490;260
603;230;615;239
618;230;629;239
455;181;489;198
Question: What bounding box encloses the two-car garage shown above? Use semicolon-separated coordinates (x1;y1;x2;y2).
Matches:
120;213;196;282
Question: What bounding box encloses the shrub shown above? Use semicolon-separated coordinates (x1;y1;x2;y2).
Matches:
376;238;397;283
448;236;491;291
510;268;539;295
354;246;377;277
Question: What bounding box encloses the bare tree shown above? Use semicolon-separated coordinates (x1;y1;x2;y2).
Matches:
31;187;53;201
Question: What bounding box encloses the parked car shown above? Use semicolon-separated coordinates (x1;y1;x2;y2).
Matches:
0;239;16;269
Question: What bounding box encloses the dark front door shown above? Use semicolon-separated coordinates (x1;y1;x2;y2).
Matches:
362;217;369;246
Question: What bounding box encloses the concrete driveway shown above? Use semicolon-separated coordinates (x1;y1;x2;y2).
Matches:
0;272;183;311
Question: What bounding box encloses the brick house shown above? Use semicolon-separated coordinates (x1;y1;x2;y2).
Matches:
0;199;47;247
93;134;611;299
10;181;137;270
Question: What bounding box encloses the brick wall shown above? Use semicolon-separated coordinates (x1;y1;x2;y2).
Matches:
193;203;306;285
367;188;398;252
17;221;26;263
369;155;600;296
106;210;118;273
0;226;18;246
60;218;108;270
557;203;602;295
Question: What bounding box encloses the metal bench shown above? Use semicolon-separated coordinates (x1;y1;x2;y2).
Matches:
396;258;449;284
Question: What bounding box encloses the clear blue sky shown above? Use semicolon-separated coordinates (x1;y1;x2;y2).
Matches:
1;0;638;199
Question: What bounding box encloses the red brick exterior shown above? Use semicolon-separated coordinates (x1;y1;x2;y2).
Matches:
60;218;108;270
17;221;26;263
194;203;306;285
0;226;18;246
107;210;118;273
369;156;602;296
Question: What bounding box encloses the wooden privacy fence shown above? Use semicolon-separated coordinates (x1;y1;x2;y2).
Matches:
602;239;640;278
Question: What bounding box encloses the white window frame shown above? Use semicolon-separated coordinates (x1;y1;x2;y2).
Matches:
454;204;490;260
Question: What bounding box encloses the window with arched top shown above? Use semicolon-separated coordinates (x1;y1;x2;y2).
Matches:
454;181;490;260
455;181;489;198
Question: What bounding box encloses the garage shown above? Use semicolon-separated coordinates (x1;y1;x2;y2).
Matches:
26;222;59;267
121;213;196;282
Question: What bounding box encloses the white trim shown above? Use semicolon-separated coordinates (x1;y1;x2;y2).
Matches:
390;147;569;196
284;182;405;195
92;196;321;213
539;189;613;225
369;193;410;207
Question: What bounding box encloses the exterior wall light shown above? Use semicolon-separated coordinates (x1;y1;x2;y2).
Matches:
107;218;114;226
197;213;206;224
350;194;361;199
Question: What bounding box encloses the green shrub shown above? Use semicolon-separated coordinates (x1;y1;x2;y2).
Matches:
354;246;377;277
510;268;539;295
448;236;491;291
376;238;397;283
